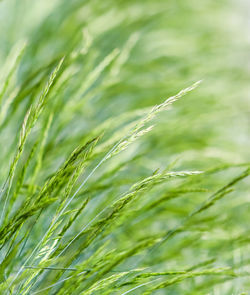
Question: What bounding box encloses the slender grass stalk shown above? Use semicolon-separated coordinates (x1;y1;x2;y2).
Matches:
0;1;249;294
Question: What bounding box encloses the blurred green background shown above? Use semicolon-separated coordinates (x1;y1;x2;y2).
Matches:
0;0;249;169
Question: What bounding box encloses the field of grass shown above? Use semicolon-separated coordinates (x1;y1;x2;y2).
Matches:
0;0;249;294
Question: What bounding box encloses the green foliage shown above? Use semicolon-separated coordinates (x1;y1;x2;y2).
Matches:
0;0;249;294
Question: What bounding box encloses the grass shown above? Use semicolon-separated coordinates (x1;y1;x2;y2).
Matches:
0;0;249;294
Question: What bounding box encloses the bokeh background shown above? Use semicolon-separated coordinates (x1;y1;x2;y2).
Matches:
0;0;249;167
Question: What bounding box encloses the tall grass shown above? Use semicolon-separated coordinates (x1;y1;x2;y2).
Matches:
0;0;249;294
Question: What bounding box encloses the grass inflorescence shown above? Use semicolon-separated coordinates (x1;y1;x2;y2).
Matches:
0;0;249;294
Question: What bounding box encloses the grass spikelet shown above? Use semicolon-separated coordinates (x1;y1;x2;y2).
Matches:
107;80;202;160
142;268;236;295
0;58;64;225
0;1;249;294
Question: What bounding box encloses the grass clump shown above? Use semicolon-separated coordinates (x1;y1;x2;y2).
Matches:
0;0;249;294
